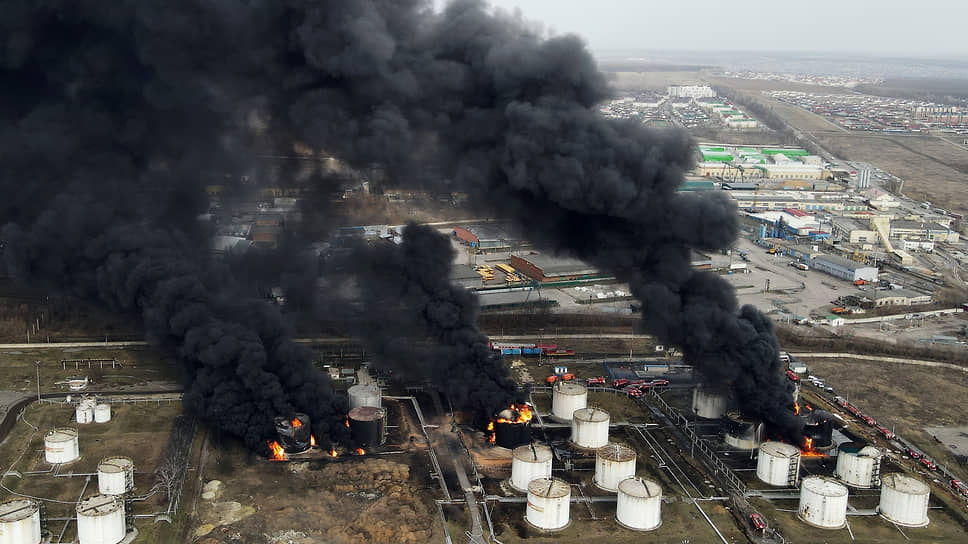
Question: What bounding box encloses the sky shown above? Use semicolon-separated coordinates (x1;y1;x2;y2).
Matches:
480;0;967;59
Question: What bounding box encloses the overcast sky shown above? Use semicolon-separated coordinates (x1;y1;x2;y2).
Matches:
482;0;966;58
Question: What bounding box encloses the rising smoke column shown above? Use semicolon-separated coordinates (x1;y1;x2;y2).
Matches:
345;223;519;415
0;2;347;453
1;0;799;441
282;0;800;436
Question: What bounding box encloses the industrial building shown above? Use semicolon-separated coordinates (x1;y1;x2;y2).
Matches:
890;220;959;243
453;225;520;251
510;253;601;283
810;254;879;282
831;218;878;245
667;85;715;99
872;289;932;307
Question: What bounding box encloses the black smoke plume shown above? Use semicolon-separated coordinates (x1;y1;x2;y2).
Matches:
1;0;799;445
344;223;519;415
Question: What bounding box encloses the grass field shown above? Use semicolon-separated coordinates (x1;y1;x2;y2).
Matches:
0;346;183;395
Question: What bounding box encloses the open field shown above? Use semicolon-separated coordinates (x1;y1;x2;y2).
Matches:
0;401;189;542
0;346;183;394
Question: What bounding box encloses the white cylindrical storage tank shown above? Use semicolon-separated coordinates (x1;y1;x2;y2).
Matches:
834;443;882;488
76;402;94;424
94;403;112;423
756;441;801;487
44;428;79;464
692;387;728;419
551;382;586;421
347;384;382;409
510;444;553;493
616;477;662;531
525;477;570;531
798;476;848;529
879;473;930;527
593;444;637;492
98;456;135;496
0;498;42;544
76;494;125;544
571;407;609;450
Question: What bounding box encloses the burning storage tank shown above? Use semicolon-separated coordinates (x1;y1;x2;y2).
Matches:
347;384;382;410
490;404;533;449
551;381;587;421
525;477;571;531
834;443;882;488
878;473;930;527
692;386;728;419
76;398;95;424
97;456;135;496
94;403;111;423
594;444;637;492
76;494;125;544
616;477;662;531
798;476;848;529
348;406;386;448
0;498;42;544
44;428;79;464
510;444;553;493
721;412;763;450
801;410;834;449
274;413;312;454
756;441;801;487
571;407;609;450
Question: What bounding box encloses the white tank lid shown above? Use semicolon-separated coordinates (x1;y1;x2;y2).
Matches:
573;407;609;422
528;477;569;498
618;477;661;498
802;476;848;497
98;457;134;473
77;495;122;516
598;443;636;462
555;382;586;395
882;473;929;495
0;499;39;521
512;444;552;462
760;441;800;458
46;428;78;441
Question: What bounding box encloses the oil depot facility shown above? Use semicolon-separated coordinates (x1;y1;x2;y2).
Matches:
391;349;968;544
4;353;967;544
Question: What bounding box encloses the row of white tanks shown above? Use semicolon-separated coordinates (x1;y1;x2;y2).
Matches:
75;397;111;424
797;474;931;529
756;442;884;489
514;440;662;532
0;494;127;544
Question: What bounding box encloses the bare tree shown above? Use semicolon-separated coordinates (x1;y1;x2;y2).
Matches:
154;416;196;503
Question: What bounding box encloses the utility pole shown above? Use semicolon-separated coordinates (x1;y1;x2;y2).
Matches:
35;361;41;402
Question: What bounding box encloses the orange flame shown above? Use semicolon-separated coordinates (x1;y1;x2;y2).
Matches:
800;436;825;457
793;402;800;416
495;403;533;424
310;434;317;448
345;417;350;428
803;402;813;412
355;448;366;455
329;449;338;458
487;403;532;444
292;418;303;428
267;440;288;461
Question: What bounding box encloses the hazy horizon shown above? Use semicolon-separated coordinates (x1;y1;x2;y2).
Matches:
484;0;967;60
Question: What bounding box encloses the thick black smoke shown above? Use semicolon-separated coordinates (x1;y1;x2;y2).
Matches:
1;0;799;444
345;223;519;415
